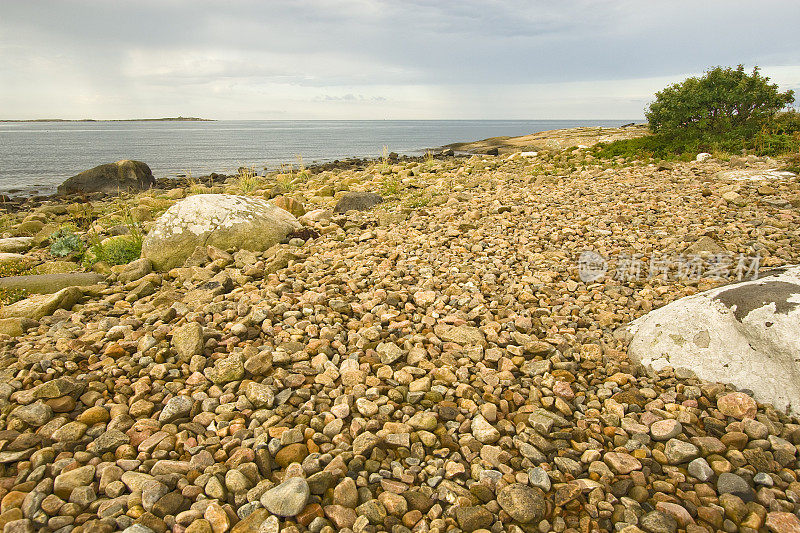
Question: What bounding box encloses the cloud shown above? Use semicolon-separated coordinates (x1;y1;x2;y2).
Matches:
0;0;798;118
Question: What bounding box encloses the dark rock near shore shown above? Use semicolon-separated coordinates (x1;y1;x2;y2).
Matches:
57;160;155;196
333;191;383;213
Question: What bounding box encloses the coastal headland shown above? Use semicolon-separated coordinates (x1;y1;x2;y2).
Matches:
0;117;213;123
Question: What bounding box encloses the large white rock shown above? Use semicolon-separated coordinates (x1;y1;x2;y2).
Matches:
627;266;800;414
141;194;301;270
715;169;796;181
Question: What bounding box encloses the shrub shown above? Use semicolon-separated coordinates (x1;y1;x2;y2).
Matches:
783;153;800;174
84;209;143;266
87;236;142;266
594;66;797;161
49;228;84;257
646;65;794;141
592;136;695;160
768;110;800;135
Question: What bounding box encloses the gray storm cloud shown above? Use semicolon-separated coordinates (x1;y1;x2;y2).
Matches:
1;0;798;119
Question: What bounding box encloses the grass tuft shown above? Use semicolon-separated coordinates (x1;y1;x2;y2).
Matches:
235;166;261;194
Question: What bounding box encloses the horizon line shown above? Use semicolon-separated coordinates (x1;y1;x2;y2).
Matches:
1;117;647;123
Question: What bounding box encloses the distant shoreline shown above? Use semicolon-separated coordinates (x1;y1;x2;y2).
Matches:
0;116;213;123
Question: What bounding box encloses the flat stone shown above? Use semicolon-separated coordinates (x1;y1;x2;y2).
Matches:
261;477;310;517
0;286;82;320
639;510;678;533
604;452;642;474
351;432;381;456
766;511;800;533
471;414;500;444
687;458;713;482
158;396;193;423
496;483;546;523
650;419;683;441
333;191;383;213
0;273;104;295
54;465;95;499
664;439;700;464
717;472;754;502
455;506;493;532
171;322;204;361
717;392;758;420
434;324;486;346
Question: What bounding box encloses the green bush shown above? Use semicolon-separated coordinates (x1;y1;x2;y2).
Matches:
768;110;800;135
646;65;794;140
592;136;695;160
783;153;800;174
87;236;142;266
594;66;797;161
49;228;84;257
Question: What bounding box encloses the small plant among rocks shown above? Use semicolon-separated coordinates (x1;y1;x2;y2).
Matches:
84;207;144;266
0;260;32;305
381;176;402;196
0;286;28;306
88;236;142;266
235;166;261;193
49;228;84;257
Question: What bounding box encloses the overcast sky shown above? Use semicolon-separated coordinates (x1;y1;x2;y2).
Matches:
1;0;799;120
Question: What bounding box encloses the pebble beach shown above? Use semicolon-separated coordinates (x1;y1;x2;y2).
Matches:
0;138;800;533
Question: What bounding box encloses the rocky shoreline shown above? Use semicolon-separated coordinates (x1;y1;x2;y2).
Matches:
0;138;799;533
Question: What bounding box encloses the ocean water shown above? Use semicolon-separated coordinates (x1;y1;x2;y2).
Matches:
0;119;635;196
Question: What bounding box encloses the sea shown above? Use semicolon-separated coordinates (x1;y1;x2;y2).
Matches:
0;119;636;196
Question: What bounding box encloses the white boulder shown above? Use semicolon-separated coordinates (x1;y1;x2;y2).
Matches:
141;194;301;270
715;169;796;181
627;266;800;414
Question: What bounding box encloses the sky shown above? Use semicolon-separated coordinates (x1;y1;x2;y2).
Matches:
1;0;799;120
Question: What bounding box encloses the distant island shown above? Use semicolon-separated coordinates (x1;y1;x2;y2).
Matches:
0;116;213;122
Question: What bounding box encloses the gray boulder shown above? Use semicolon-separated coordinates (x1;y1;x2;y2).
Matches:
58;160;155;196
0;273;103;295
141;194;301;270
627;266;800;414
333;192;383;213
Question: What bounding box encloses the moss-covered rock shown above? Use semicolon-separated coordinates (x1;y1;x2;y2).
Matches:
31;261;81;275
141;194;301;270
0;286;82;320
0;273;103;295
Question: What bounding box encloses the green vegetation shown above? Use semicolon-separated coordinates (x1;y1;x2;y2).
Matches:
49;228;84;257
0;287;28;305
185;170;208;195
381;176;402;196
87;236;142;266
783;152;800;174
406;196;431;209
84;206;144;266
594;65;798;160
234;166;261;193
0;260;32;304
422;150;436;171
